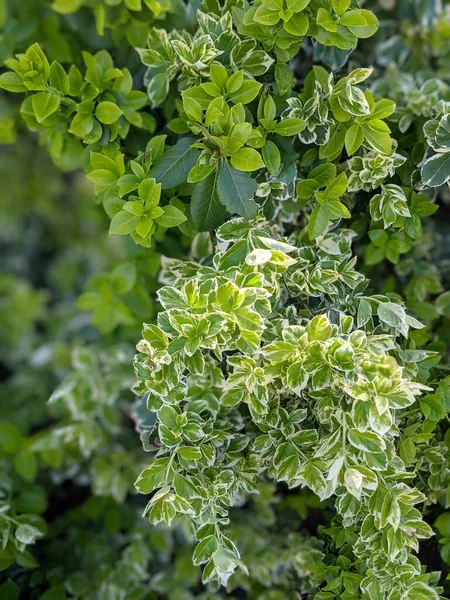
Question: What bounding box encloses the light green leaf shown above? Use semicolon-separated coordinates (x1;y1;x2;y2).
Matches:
14;451;37;483
362;119;392;154
210;64;228;90
193;536;219;566
139;178;161;205
49;61;70;95
109;210;140;235
317;8;337;32
333;0;350;16
155;205;187;228
296;178;319;200
322;172;348;200
309;204;330;238
230;148;265;172
32;92;60;123
51;0;84;14
0;72;27;93
348;429;386;453
345;124;364;155
286;363;308;395
229;80;262;105
283;12;309;36
95;101;123;125
347;9;379;39
262;140;281;175
274;118;305;136
147;71;170;107
183;96;203;122
135;458;170;494
309;163;337;187
286;0;310;12
319;123;346;160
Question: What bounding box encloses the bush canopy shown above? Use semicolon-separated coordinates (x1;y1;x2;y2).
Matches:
0;0;450;599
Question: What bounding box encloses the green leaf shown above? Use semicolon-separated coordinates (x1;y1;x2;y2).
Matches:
309;205;330;238
135;218;155;240
210;64;228;90
362;119;392;154
15;523;43;545
135;458;170;494
159;424;180;447
217;161;258;219
177;446;202;461
339;11;367;27
407;583;439;600
317;8;337;32
110;261;137;294
274;442;301;483
345;124;364;155
377;302;406;328
254;5;280;26
183;96;203;122
25;43;51;79
147;71;170;107
262;140;281;175
95;101;123;124
319;123;346;160
274;118;305;136
155;205;187;228
307;315;333;341
229;80;262;104
309;163;336;187
187;162;216;184
149;137;200;190
326;200;350;218
0;72;27;93
333;0;350;16
0;580;20;600
193;536;219;566
51;0;84;14
109;210;140;235
322;172;347;200
286;363;308;395
348;429;385;453
49;61;70;94
87;169;118;192
191;169;226;231
32;92;60;123
14;451;38;483
230;148;265;172
421;153;450;187
226;71;244;94
286;0;310;12
296;178;319;200
0;423;22;453
283;12;309;36
347;9;379;39
139;178;161;205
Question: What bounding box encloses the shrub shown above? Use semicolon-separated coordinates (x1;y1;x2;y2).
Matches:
0;0;449;598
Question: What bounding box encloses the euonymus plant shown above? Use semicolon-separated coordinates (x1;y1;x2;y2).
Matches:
0;0;450;598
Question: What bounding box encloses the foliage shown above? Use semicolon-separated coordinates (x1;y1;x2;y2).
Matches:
0;0;450;598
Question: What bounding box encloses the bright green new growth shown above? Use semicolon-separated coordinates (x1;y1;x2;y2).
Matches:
1;0;450;598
